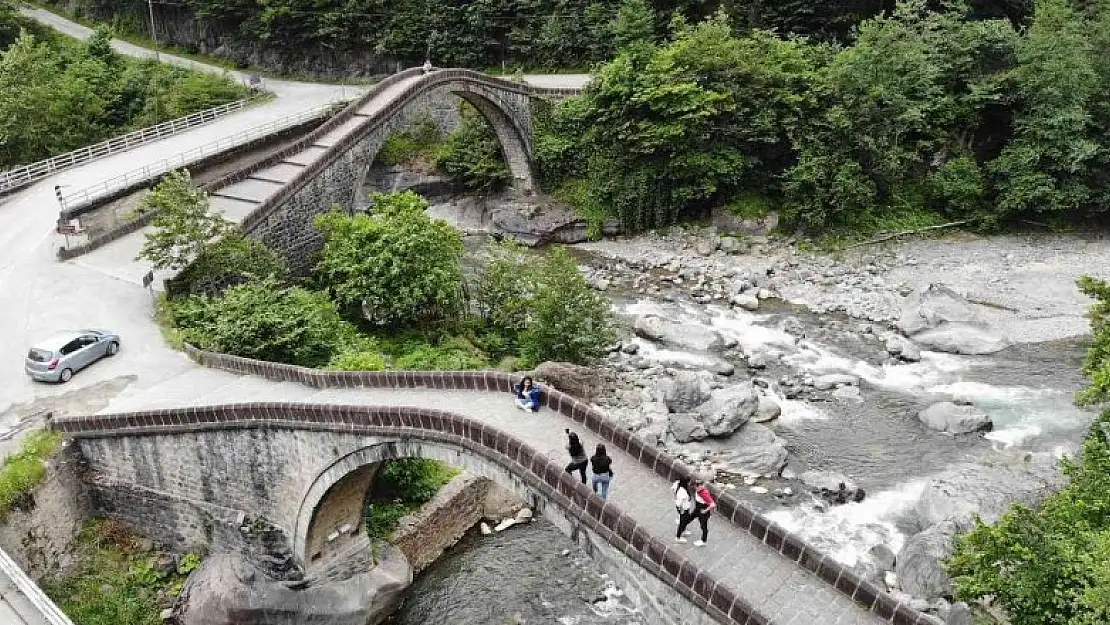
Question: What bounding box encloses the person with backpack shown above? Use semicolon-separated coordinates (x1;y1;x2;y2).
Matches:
677;478;716;546
564;430;588;484
590;444;614;499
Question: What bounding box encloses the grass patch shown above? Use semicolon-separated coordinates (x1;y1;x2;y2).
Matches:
370;331;491;371
43;519;201;625
364;458;459;541
814;207;953;251
375;116;442;167
153;294;187;351
553;177;607;240
0;430;62;520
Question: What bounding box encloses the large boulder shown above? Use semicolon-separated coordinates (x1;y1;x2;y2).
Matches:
487;196;618;246
753;395;782;422
694;383;758;437
897;284;1010;355
918;402;992;434
659;372;713;413
896;521;964;600
532;361;604;401
727;423;789;477
668;413;709;443
799;470;855;492
633;315;726;352
914;455;1063;528
178;547;412;625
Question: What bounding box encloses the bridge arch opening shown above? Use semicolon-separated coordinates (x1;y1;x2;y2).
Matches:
352;79;537;209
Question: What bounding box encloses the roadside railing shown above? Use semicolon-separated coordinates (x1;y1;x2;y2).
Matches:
0;547;76;625
0;99;253;194
57;101;345;215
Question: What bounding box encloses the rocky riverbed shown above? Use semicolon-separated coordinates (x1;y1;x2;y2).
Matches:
384;172;1108;621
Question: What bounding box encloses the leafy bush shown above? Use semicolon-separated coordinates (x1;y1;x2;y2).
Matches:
379;458;457;505
327;348;387;371
315;191;465;326
376;115;442;167
171;233;286;296
946;277;1110;625
0;430;61;520
364;502;409;541
434;103;511;192
390;335;489;370
136;170;233;271
168;278;355;367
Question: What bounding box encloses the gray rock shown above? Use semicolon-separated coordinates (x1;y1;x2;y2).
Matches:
668;413;708;443
532;361;605;401
633;315;726;352
914;456;1063;528
946;602;972;625
694;383;758;437
753;395;781;422
870;544;897;572
812;374;859;391
620;342;639;355
918;402;992;434
885;336;922;362
896;521;962;600
661;372;713;413
718;236;750;255
731;293;760;311
898;284;1010;355
711;206;780;236
695;237;719;256
727;423;789;477
799;470;855;492
178;548;411;625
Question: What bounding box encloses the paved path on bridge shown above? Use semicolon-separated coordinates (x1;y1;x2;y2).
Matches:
96;367;885;625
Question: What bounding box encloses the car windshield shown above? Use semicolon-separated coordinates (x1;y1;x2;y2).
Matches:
27;349;52;362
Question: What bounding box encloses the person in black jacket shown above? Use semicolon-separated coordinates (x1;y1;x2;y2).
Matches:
590;444;614;499
564;430;588;484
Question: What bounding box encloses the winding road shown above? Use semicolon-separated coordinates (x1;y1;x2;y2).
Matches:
0;10;891;625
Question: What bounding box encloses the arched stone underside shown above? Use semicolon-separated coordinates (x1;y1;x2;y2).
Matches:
349;82;536;210
52;403;771;625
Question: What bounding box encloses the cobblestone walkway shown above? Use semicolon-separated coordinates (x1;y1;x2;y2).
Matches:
104;369;886;625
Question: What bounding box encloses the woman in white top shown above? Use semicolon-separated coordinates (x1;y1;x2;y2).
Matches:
672;479;693;528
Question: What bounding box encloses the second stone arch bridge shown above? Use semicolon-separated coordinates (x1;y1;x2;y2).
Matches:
198;67;579;274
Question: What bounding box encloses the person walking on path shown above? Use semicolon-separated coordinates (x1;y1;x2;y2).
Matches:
590;444;614;499
677;478;716;546
673;478;694;534
564;430;588;484
514;376;541;412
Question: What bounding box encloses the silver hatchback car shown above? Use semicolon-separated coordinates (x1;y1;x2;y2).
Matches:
25;330;121;383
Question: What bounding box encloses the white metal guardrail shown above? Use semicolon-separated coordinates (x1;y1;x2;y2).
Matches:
58;101;342;214
0;99;254;194
0;546;76;625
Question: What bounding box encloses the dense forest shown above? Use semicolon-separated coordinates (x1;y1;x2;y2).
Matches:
50;0;1035;69
0;6;249;168
527;0;1110;234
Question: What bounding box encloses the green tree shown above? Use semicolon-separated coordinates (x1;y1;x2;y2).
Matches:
169;278;354;367
473;240;533;350
314;191;465;326
988;0;1099;220
611;0;657;49
434;103;511;192
137;170;233;270
172;233;286;296
520;248;615;365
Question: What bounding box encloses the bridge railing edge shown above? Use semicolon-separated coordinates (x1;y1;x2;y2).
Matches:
51;343;936;625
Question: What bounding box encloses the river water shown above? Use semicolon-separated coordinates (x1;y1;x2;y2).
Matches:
387;521;643;625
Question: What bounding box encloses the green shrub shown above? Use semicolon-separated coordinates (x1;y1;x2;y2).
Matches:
0;430;61;520
376;115;442;166
434;103;511;192
389;335;489;371
168;278;354;367
379;458;458;505
315;192;466;327
327;348;388;372
172;233;285;296
364;502;410;541
520;248;616;366
135;170;233;271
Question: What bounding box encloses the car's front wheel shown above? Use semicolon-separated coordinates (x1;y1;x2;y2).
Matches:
59;368;73;383
106;341;119;356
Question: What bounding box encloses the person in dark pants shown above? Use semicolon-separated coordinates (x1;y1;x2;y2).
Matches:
590;444;614;499
677;478;716;546
564;430;588;484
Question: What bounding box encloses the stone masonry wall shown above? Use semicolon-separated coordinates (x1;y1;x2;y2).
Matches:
0;444;89;582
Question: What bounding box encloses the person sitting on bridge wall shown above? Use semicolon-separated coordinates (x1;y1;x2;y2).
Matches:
514;376;541;412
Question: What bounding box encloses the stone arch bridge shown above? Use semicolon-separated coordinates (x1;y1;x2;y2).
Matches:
50;350;940;625
197;67;578;273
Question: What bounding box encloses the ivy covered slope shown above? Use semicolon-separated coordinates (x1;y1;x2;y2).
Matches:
42;0;1036;70
945;277;1110;625
536;0;1110;236
0;13;249;168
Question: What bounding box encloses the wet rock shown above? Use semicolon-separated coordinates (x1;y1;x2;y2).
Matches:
812;374;859;391
487;196;619;246
832;385;862;401
918;402;992;434
634;315;726;352
719;236;749;255
695;237;719;256
178;549;412;625
727;423;788;477
659;372;713;412
799;470;855;492
668;414;708;443
870;544;897;572
731;293;760;311
620;342;639;355
694;382;758;437
711;206;780;236
896;520;963;600
946;602;972;625
753;395;781;422
885;335;922;362
532;361;604;401
913;456;1063;528
898;284;1010;355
